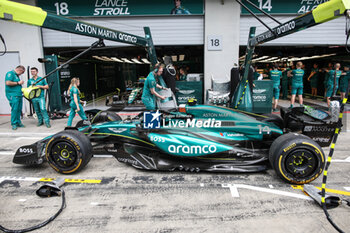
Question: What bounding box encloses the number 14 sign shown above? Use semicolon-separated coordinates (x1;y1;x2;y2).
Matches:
207;35;222;51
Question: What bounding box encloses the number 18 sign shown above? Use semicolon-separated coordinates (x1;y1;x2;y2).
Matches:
207;35;222;51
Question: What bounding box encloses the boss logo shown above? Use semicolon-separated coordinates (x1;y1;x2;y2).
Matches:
19;147;34;154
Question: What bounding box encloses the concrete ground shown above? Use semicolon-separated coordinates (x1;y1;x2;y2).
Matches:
0;98;350;233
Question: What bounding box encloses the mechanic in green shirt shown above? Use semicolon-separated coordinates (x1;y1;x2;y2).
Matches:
179;67;187;81
27;67;51;128
288;61;304;108
269;64;282;112
141;64;167;110
325;63;342;108
67;77;88;126
307;63;320;99
5;65;25;130
340;65;350;100
281;64;291;100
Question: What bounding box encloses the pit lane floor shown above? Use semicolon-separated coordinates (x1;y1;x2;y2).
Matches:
0;100;350;233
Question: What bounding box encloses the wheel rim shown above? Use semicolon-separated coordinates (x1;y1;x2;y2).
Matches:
50;141;78;168
285;148;317;178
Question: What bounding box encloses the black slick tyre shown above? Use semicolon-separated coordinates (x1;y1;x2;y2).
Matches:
45;130;92;174
269;133;325;184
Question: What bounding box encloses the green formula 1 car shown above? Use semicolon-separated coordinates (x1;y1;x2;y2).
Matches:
13;103;336;184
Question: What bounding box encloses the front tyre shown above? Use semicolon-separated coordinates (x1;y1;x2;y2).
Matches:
45;130;92;174
269;133;325;184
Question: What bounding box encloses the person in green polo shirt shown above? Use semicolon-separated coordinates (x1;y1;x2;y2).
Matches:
288;61;304;108
27;67;51;128
307;63;320;99
5;65;25;130
340;65;350;100
67;77;88;127
325;63;342;108
269;64;282;112
142;64;167;110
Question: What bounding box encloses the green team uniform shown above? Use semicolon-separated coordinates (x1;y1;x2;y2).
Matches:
142;72;157;110
27;77;50;125
309;68;319;88
291;69;304;95
253;71;260;80
170;7;190;14
339;70;350;93
324;71;330;90
269;70;282;99
67;86;87;126
179;74;187;81
281;68;290;99
326;70;342;97
5;70;23;127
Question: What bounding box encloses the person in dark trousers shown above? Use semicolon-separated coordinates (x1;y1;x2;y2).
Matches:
281;63;291;100
307;63;320;99
162;56;176;94
5;65;25;130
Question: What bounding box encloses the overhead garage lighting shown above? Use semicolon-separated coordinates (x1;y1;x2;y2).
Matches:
179;54;185;61
141;58;151;64
101;56;114;62
111;57;123;63
171;55;177;62
131;58;143;64
252;56;270;62
122;58;134;64
92;55;105;61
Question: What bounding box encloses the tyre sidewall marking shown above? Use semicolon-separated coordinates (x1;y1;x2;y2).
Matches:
45;135;83;172
278;141;323;184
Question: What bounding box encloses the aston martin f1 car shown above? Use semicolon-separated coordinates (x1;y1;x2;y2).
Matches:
13;102;338;184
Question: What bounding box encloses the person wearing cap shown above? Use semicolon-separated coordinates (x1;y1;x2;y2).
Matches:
27;67;51;128
5;65;25;130
288;61;304;108
339;65;350;100
325;63;342;108
170;0;191;14
141;64;166;110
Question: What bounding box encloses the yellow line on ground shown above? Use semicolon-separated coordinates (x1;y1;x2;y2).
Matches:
292;185;350;196
39;178;101;184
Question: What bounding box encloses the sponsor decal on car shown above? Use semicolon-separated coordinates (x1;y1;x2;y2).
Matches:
168;145;217;154
220;133;244;137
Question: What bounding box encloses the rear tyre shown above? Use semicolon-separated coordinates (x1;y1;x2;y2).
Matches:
269;133;325;184
45;130;92;174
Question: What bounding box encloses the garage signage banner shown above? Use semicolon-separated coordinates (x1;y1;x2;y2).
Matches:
241;0;329;15
37;0;204;17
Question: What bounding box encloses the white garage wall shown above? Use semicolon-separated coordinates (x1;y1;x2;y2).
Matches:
204;0;240;93
0;0;45;114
